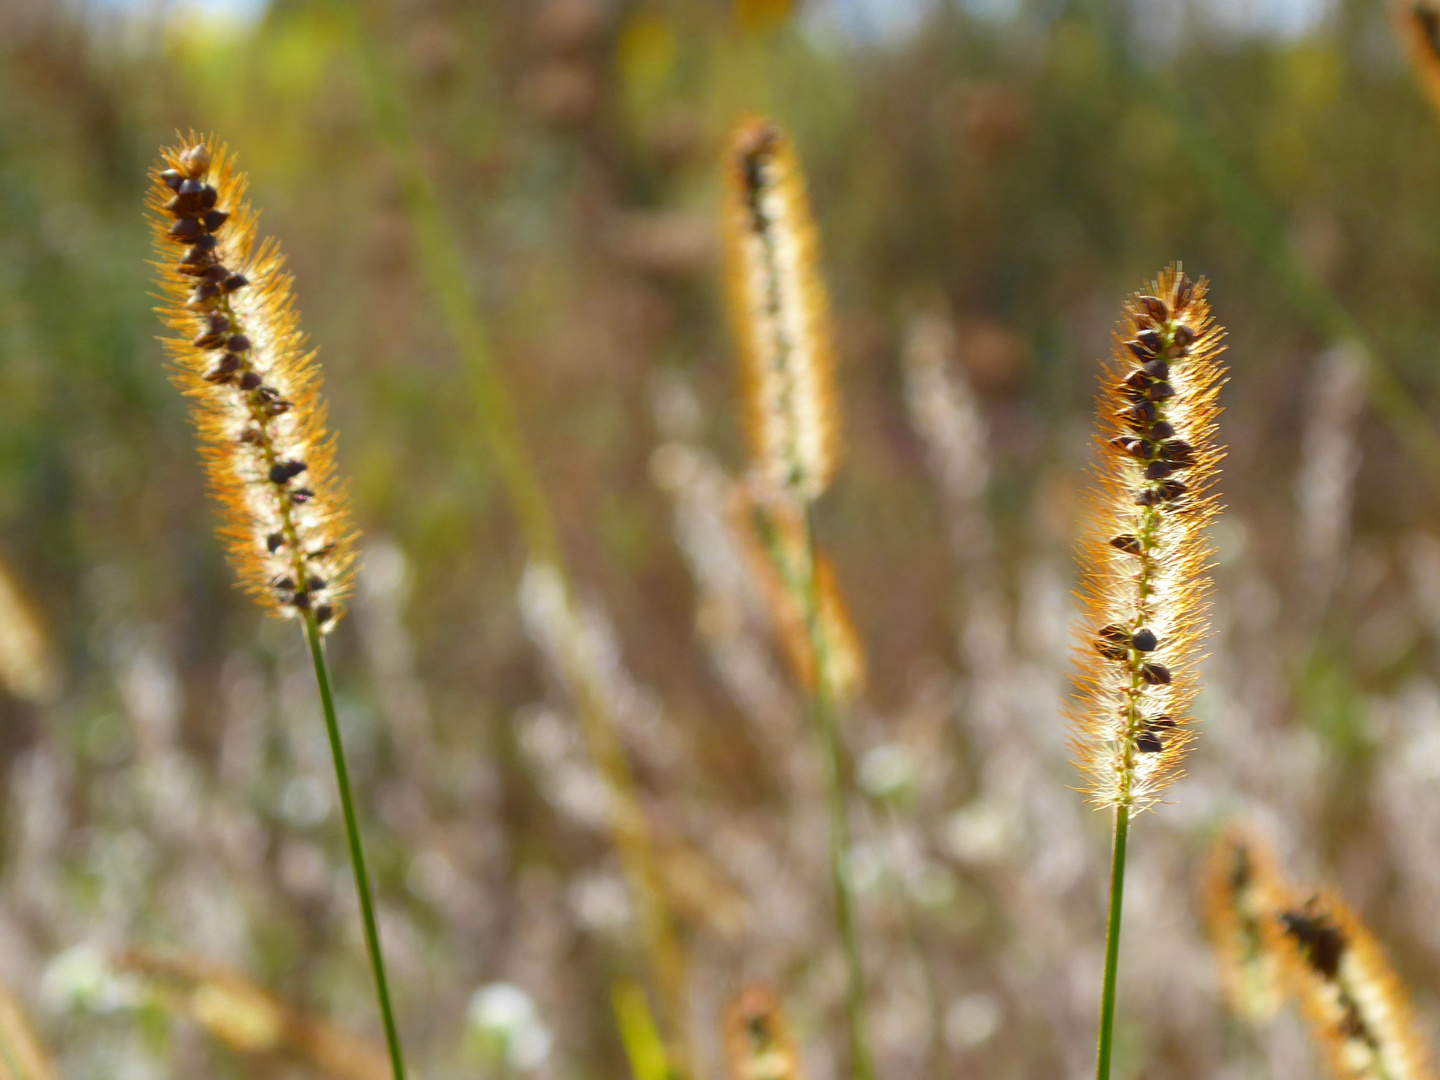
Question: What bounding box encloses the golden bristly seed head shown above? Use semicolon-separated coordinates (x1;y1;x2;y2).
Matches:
1396;1;1440;119
1069;266;1226;810
724;984;805;1080
724;116;839;503
149;135;355;630
1202;824;1288;1021
1271;892;1438;1080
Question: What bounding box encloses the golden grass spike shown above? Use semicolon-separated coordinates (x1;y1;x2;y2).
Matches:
1396;2;1440;120
729;475;864;703
147;135;355;630
1269;892;1439;1080
1202;824;1288;1021
724;117;839;503
0;555;60;704
724;984;805;1080
1068;266;1226;810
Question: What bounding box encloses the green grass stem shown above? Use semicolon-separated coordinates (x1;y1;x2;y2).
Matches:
1095;804;1130;1080
800;505;876;1080
303;611;407;1080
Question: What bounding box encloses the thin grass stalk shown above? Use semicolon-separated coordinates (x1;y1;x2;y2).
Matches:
148;135;397;1077
329;5;688;1065
304;612;407;1080
800;506;875;1080
1094;806;1128;1080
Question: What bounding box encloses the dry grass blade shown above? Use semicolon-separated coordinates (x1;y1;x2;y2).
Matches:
0;979;58;1080
117;949;390;1080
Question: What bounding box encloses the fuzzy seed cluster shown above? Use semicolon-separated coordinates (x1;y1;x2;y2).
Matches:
149;136;355;629
1070;267;1226;810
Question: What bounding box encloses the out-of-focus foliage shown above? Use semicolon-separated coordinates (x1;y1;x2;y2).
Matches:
5;0;1440;1078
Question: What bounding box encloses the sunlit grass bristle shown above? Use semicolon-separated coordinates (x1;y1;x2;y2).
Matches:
723;117;838;503
724;984;805;1080
729;475;864;702
1202;824;1287;1021
1396;1;1440;119
1268;892;1438;1080
1067;265;1227;810
147;133;356;631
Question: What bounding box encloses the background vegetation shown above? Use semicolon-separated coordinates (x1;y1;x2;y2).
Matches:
2;0;1440;1077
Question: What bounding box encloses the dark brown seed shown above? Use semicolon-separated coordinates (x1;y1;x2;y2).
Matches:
179;178;204;197
1136;329;1162;354
1160;439;1195;466
202;265;230;285
188;283;220;307
202;209;230;232
269;463;292;484
222;272;248;293
1109;436;1148;458
1099;624;1130;644
1126;338;1156;360
177;263;210;278
257;386;278;402
1109;534;1142;555
193;329;226;349
168;217;203;243
1142;358;1169;380
1172;275;1194;312
199;185;218;209
1172;324;1195;350
1136;731;1163;753
292;591;312;610
271;575;294;591
307;544;336;559
1137;295;1169;322
291;488;314;504
307;575;326;591
1147;381;1175;402
1096;642;1128;661
180;144;212;176
193;233;219;255
203;365;236;385
1158;478;1188;500
1145;460;1174;480
267;532;284;554
1140;662;1171;685
316;604;335;625
226;334;251;352
160;169;184;191
1280;912;1344;979
266;400;293;416
165;194;198;215
1120;401;1157;429
239;428;262;445
239;372;262;390
1149;420;1175;440
1132;628;1157;651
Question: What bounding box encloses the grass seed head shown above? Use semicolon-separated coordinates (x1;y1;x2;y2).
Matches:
1068;266;1226;810
148;134;355;630
724;984;805;1080
1202;824;1288;1021
1270;891;1438;1080
724;117;839;503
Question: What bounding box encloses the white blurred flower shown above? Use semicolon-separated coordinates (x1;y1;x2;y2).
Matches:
466;982;553;1070
858;743;919;804
944;992;1002;1049
39;944;142;1015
